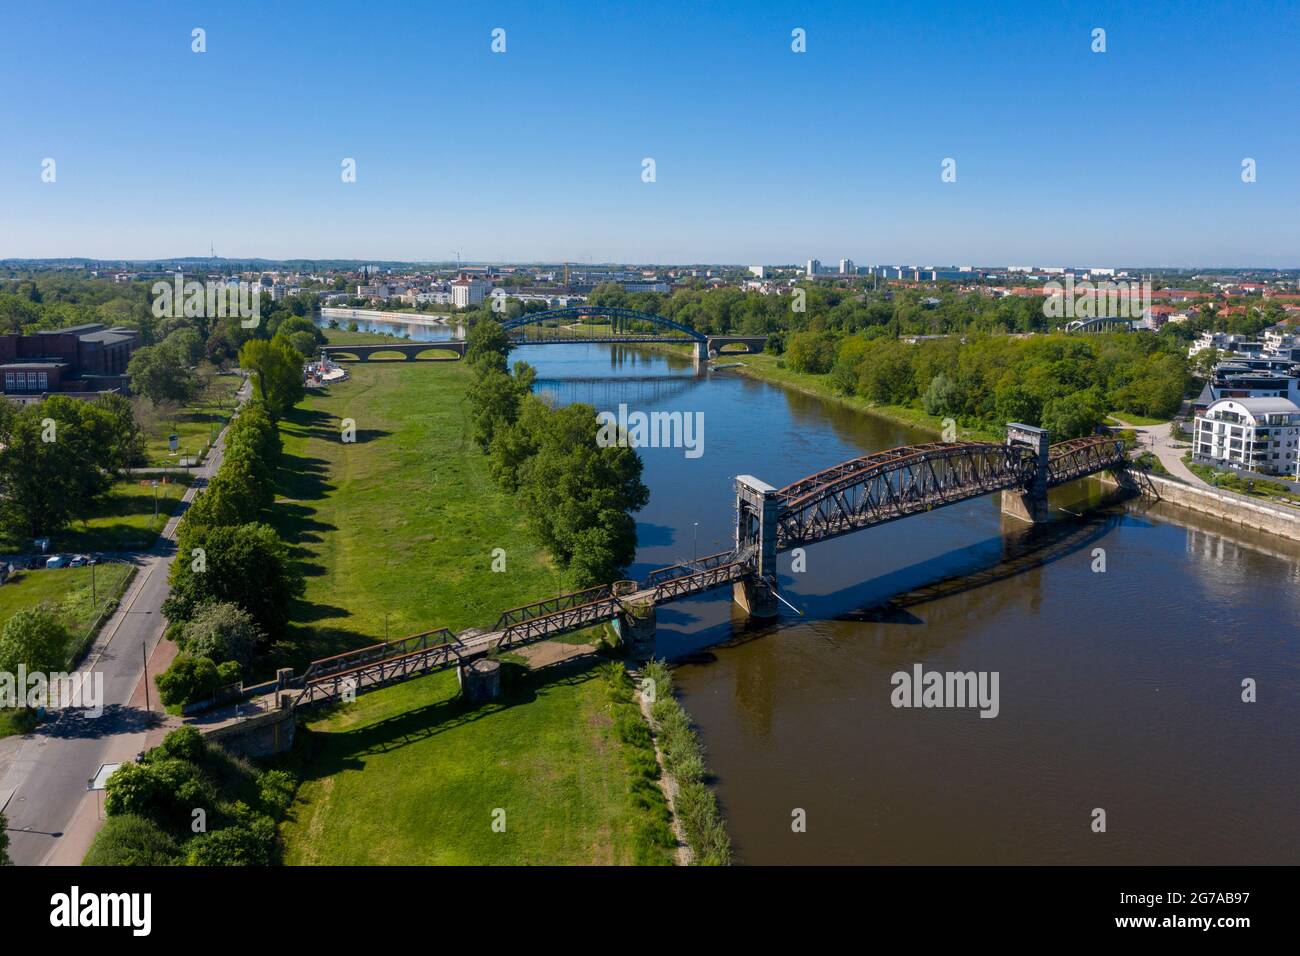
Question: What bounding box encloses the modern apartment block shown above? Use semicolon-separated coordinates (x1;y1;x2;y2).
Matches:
1193;397;1300;476
0;323;140;403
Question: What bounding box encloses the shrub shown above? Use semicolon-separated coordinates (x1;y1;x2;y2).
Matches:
156;656;241;707
0;606;70;674
83;814;179;866
257;769;296;816
179;601;264;666
155;725;206;763
184;816;277;866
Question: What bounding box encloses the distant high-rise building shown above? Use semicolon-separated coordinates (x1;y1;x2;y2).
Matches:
749;265;767;278
806;259;821;277
839;258;855;275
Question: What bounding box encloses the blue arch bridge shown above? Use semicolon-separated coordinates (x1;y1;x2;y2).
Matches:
319;306;768;365
227;425;1128;713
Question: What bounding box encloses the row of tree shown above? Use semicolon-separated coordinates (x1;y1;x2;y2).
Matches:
465;318;649;587
157;401;303;704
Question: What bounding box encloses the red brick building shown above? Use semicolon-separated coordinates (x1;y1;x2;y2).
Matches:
0;323;140;402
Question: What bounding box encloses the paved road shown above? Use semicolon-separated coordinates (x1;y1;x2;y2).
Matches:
1125;420;1209;488
0;377;249;865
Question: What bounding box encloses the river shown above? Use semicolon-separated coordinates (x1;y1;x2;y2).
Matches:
320;318;1300;865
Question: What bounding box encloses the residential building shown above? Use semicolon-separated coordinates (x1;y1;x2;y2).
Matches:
451;274;490;308
839;258;855;275
1194;397;1300;476
806;259;821;277
749;265;767;279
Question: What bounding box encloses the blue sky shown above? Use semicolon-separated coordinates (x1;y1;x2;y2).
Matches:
2;0;1298;266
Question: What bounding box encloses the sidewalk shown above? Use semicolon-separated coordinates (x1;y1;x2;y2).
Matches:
1125;421;1209;488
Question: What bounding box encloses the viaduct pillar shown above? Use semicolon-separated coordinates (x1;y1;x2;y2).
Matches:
733;475;779;618
1001;422;1050;523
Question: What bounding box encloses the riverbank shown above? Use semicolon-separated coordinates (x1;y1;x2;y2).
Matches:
275;348;679;864
724;352;1005;443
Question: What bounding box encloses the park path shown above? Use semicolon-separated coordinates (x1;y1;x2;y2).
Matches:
1122;420;1210;489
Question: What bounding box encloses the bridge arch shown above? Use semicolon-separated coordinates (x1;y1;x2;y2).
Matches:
500;306;706;341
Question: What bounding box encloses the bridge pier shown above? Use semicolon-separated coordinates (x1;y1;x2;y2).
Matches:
1002;423;1050;523
734;475;780;618
693;340;709;368
616;600;657;659
458;659;502;701
733;575;778;618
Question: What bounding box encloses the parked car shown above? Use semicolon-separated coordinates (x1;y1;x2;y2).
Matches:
45;555;68;569
68;554;90;568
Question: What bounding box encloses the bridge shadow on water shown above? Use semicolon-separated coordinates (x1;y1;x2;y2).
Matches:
289;655;606;778
657;502;1132;663
827;509;1124;626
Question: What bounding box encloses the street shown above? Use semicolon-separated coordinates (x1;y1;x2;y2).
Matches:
0;377;249;865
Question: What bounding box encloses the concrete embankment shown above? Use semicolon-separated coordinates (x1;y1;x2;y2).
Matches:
1105;471;1300;539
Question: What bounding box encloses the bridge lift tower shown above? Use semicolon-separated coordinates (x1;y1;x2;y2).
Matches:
734;475;780;618
1002;423;1051;523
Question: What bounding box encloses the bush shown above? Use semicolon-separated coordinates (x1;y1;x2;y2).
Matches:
184;815;278;866
179;601;264;666
0;606;70;674
103;758;212;830
155;725;206;763
155;655;240;707
83;814;179;866
257;769;296;816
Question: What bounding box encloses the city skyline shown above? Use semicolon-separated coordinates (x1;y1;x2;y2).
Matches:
3;0;1299;265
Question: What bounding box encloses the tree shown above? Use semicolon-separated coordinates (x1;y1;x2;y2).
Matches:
467;362;534;450
127;342;198;405
238;337;304;419
0;810;9;865
516;403;649;586
0;607;70;675
163;522;303;634
465;316;512;371
179;602;263;666
1041;390;1107;440
0;397;124;538
922;373;960;416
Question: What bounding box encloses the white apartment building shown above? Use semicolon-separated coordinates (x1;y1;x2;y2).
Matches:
749;265;767;278
806;259;821;277
451;275;490;308
839;258;855;275
1194;397;1300;476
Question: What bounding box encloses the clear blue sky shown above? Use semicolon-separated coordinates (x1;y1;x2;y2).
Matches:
2;0;1297;266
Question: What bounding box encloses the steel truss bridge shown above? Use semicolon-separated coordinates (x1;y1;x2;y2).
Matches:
274;429;1124;709
770;435;1124;550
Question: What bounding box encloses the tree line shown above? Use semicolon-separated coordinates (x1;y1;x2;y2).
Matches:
782;329;1188;437
465;318;649;587
156;401;304;705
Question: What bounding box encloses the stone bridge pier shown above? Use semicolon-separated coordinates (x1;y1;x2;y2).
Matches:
1001;423;1050;523
734;475;779;618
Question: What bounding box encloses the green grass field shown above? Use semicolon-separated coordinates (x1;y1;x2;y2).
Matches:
275;349;661;864
282;663;645;865
0;476;188;556
0;561;135;736
58;477;190;553
271;354;563;668
141;374;242;466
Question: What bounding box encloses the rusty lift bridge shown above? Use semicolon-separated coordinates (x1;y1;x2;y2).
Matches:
277;425;1125;708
